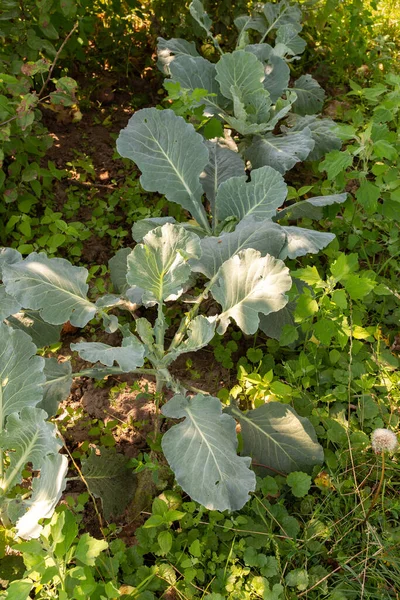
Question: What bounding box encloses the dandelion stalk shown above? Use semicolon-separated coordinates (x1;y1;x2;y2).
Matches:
364;450;385;524
363;428;398;524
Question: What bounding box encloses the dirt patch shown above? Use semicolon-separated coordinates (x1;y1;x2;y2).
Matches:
171;350;232;397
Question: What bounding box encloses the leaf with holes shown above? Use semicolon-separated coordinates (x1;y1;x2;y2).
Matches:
15;454;68;539
71;336;145;373
81;447;137;520
292;75;325;116
157;37;200;74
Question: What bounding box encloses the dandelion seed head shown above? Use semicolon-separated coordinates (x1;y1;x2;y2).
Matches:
371;428;398;454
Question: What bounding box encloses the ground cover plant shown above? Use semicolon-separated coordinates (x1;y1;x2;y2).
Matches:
1;0;400;599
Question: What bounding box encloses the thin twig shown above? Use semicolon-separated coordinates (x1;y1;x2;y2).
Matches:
39;21;79;97
252;461;287;477
298;547;371;597
363;451;386;525
62;439;105;532
0;114;19;128
62;178;117;190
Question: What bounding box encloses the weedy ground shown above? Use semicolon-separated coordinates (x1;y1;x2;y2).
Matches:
1;1;400;599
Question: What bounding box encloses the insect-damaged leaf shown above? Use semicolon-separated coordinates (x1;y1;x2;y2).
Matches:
0;407;63;493
15;454;68;540
81;447;137;520
291;75;325;116
71;337;145;373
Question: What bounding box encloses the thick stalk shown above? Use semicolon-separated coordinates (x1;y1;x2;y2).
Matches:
168;274;218;352
154;302;167;361
0;385;3;480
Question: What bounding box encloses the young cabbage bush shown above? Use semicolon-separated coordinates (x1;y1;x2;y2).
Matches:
156;0;342;173
117;106;347;337
0;215;323;533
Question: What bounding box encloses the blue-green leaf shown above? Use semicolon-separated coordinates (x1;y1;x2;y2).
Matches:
127;223;201;304
71;337;145;372
246;128;315;174
201;141;245;214
117;109;210;232
292;75;325;116
157;37;200;74
228;402;323;474
190;217;286;279
162;393;256;511
215;50;265;101
15;454;68;539
211;249;291;334
2;253;96;327
215;166;287;223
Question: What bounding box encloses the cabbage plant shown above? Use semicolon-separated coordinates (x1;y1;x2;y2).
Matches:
156;0;342;173
0;213;324;534
117;107;347;337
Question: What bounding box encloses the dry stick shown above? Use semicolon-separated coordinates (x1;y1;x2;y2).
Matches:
360;526;371;600
252;461;286;477
62;178;117;190
346;298;367;520
0;22;79;129
38;21;79;98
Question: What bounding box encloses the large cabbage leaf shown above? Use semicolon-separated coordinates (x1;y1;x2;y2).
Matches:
162;393;256;511
215;165;287;223
117;109;211;232
0;322;44;420
246;128;315;174
0;407;62;493
210;249;291;334
127;223;201;304
228;402;323;474
215;50;265;101
157;37;199;74
15;454;68;540
190;217;286;279
169;55;227;115
2;253;96;327
201;141;245;214
71;337;145;372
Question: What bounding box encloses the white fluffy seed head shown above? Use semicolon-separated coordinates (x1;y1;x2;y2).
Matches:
371;428;399;454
